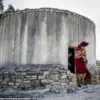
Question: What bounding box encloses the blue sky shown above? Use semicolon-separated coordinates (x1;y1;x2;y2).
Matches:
3;0;100;60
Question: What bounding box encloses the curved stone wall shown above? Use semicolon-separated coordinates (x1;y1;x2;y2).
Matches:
0;8;96;67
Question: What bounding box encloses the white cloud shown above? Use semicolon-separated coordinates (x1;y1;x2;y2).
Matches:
3;0;100;60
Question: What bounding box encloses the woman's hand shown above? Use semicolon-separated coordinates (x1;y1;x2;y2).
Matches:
81;49;86;56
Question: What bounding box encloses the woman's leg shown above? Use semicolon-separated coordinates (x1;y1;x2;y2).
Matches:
77;74;81;86
82;73;87;84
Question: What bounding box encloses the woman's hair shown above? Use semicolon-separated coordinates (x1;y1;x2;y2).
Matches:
78;41;89;47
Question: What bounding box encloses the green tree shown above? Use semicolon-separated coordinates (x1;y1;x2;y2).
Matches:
6;4;15;12
0;2;16;18
0;0;4;13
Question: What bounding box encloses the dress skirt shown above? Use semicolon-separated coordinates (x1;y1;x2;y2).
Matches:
75;58;88;74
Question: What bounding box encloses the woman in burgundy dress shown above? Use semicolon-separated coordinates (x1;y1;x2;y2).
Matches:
75;42;89;87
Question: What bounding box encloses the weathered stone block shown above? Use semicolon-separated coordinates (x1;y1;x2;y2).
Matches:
41;79;53;84
0;72;3;75
59;79;68;83
30;80;40;88
55;74;61;80
8;82;14;86
23;81;30;84
26;76;31;78
31;76;37;78
0;79;3;82
4;78;10;82
4;72;8;74
61;74;67;79
21;72;26;75
29;77;37;80
15;83;20;86
60;82;67;86
38;75;45;79
61;72;67;76
24;84;31;88
44;71;50;75
71;77;77;85
15;72;21;75
49;85;61;93
12;86;18;88
1;82;7;85
51;82;61;85
27;72;35;76
47;74;55;80
46;85;51;89
16;79;22;83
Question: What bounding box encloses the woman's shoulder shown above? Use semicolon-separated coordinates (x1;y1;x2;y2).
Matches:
75;47;81;51
75;47;85;52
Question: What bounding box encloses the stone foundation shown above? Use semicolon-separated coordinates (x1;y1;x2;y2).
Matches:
0;64;76;90
87;65;100;84
0;64;100;90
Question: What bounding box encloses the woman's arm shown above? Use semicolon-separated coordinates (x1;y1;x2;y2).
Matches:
81;49;86;56
75;50;83;58
68;44;77;48
75;49;86;58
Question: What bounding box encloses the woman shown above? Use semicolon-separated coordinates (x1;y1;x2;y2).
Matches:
75;42;89;87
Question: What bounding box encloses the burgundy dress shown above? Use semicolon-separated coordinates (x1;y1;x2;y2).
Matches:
75;48;88;74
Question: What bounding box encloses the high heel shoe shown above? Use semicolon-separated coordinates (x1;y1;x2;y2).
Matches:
78;84;81;87
81;81;87;85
